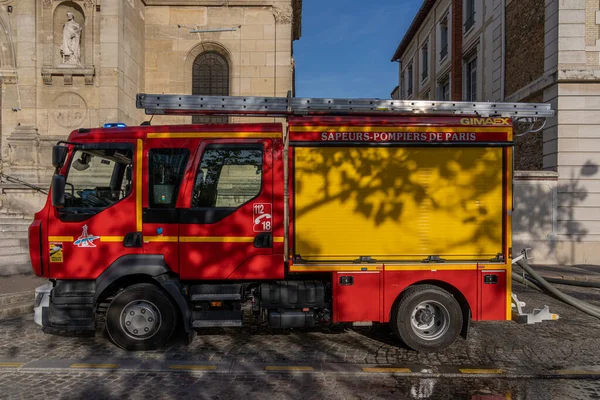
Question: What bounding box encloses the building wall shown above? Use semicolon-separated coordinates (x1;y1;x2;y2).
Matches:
396;0;502;103
540;0;600;264
0;0;299;215
144;1;295;126
505;0;545;97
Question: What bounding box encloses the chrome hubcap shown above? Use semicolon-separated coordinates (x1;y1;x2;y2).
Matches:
120;300;161;340
410;300;450;341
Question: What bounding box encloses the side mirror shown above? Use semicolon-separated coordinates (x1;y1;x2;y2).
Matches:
125;165;132;182
52;145;68;169
51;175;66;208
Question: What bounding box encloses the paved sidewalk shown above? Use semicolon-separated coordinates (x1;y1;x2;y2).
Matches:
527;264;600;283
0;273;45;296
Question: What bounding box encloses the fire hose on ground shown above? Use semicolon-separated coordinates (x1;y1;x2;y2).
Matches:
513;258;600;320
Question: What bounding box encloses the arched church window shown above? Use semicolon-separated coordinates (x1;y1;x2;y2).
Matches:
192;51;229;124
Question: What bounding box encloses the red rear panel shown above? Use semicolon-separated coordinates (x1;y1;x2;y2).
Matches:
333;271;382;323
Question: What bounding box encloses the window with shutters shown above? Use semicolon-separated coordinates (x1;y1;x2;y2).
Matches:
192;51;229;124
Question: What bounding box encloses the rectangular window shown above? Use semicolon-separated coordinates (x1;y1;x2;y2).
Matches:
442;81;450;101
65;146;134;209
440;17;449;60
465;56;477;101
421;43;429;81
437;76;450;101
400;73;405;98
149;149;189;208
193;146;263;208
464;0;475;32
407;64;414;97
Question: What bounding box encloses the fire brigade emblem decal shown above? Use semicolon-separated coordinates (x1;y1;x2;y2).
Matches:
73;225;100;247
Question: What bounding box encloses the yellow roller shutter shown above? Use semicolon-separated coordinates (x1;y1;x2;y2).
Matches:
293;146;504;262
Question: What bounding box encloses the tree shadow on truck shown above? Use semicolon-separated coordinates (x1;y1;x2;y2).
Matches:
294;146;505;261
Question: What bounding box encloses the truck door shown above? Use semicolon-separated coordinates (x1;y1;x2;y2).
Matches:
45;141;139;279
142;144;192;274
178;139;275;280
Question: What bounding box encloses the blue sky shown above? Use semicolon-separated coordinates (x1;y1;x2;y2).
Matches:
294;0;422;99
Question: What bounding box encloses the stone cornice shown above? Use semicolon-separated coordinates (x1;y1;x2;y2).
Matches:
141;0;302;40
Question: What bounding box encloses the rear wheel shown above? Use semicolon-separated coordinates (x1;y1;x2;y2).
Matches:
106;283;178;351
391;285;463;352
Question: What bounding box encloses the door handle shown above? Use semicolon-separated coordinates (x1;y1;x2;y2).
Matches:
123;232;143;248
253;233;272;248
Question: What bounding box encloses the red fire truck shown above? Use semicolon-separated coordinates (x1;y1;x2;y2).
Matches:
29;94;553;351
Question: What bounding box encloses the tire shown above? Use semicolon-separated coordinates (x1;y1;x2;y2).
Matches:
106;283;178;351
391;284;463;352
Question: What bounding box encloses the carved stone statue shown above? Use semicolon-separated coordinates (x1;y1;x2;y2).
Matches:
60;12;82;66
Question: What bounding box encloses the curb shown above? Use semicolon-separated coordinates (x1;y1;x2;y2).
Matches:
0;360;599;380
0;263;33;277
0;291;33;319
0;290;33;306
0;302;33;320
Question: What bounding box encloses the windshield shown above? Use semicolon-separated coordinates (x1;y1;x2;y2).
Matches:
64;147;134;209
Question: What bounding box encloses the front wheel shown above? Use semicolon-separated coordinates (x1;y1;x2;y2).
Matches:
391;285;463;352
106;283;178;351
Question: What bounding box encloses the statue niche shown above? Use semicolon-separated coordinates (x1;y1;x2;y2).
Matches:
53;4;85;67
60;11;82;66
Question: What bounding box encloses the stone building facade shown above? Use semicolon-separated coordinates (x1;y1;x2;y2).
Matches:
0;0;301;273
391;0;600;265
0;0;300;211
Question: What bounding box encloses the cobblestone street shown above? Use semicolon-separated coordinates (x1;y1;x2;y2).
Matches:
0;282;599;398
1;370;599;400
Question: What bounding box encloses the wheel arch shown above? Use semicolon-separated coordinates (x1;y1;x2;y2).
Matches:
391;279;471;339
94;255;191;332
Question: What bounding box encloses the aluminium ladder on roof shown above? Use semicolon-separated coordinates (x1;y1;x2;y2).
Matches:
136;93;555;119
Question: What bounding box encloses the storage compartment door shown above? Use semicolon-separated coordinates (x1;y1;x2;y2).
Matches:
294;147;504;262
478;270;507;320
334;272;381;323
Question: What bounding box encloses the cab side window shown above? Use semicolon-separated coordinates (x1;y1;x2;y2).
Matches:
65;147;133;209
148;149;189;208
192;145;263;208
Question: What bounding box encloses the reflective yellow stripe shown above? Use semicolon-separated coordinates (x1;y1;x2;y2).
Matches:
49;235;283;244
385;265;479;271
0;362;24;368
136;139;143;232
290;126;509;133
289;265;382;272
459;368;504;374
264;366;313;371
100;236;124;242
48;236;73;242
289;265;500;273
506;145;514;321
70;363;120;369
147;132;280;139
556;369;600;375
146;236;178;243
362;367;411;373
180;236;255;243
168;365;217;371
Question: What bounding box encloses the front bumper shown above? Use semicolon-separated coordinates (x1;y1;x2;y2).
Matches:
34;283;52;326
33;280;95;331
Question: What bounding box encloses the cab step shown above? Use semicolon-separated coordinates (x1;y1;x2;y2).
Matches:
191;310;243;328
189;284;243;302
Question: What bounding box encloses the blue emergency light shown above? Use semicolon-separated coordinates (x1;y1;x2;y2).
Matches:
104;123;127;128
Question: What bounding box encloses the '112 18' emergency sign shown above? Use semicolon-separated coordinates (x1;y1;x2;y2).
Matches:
253;203;272;232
